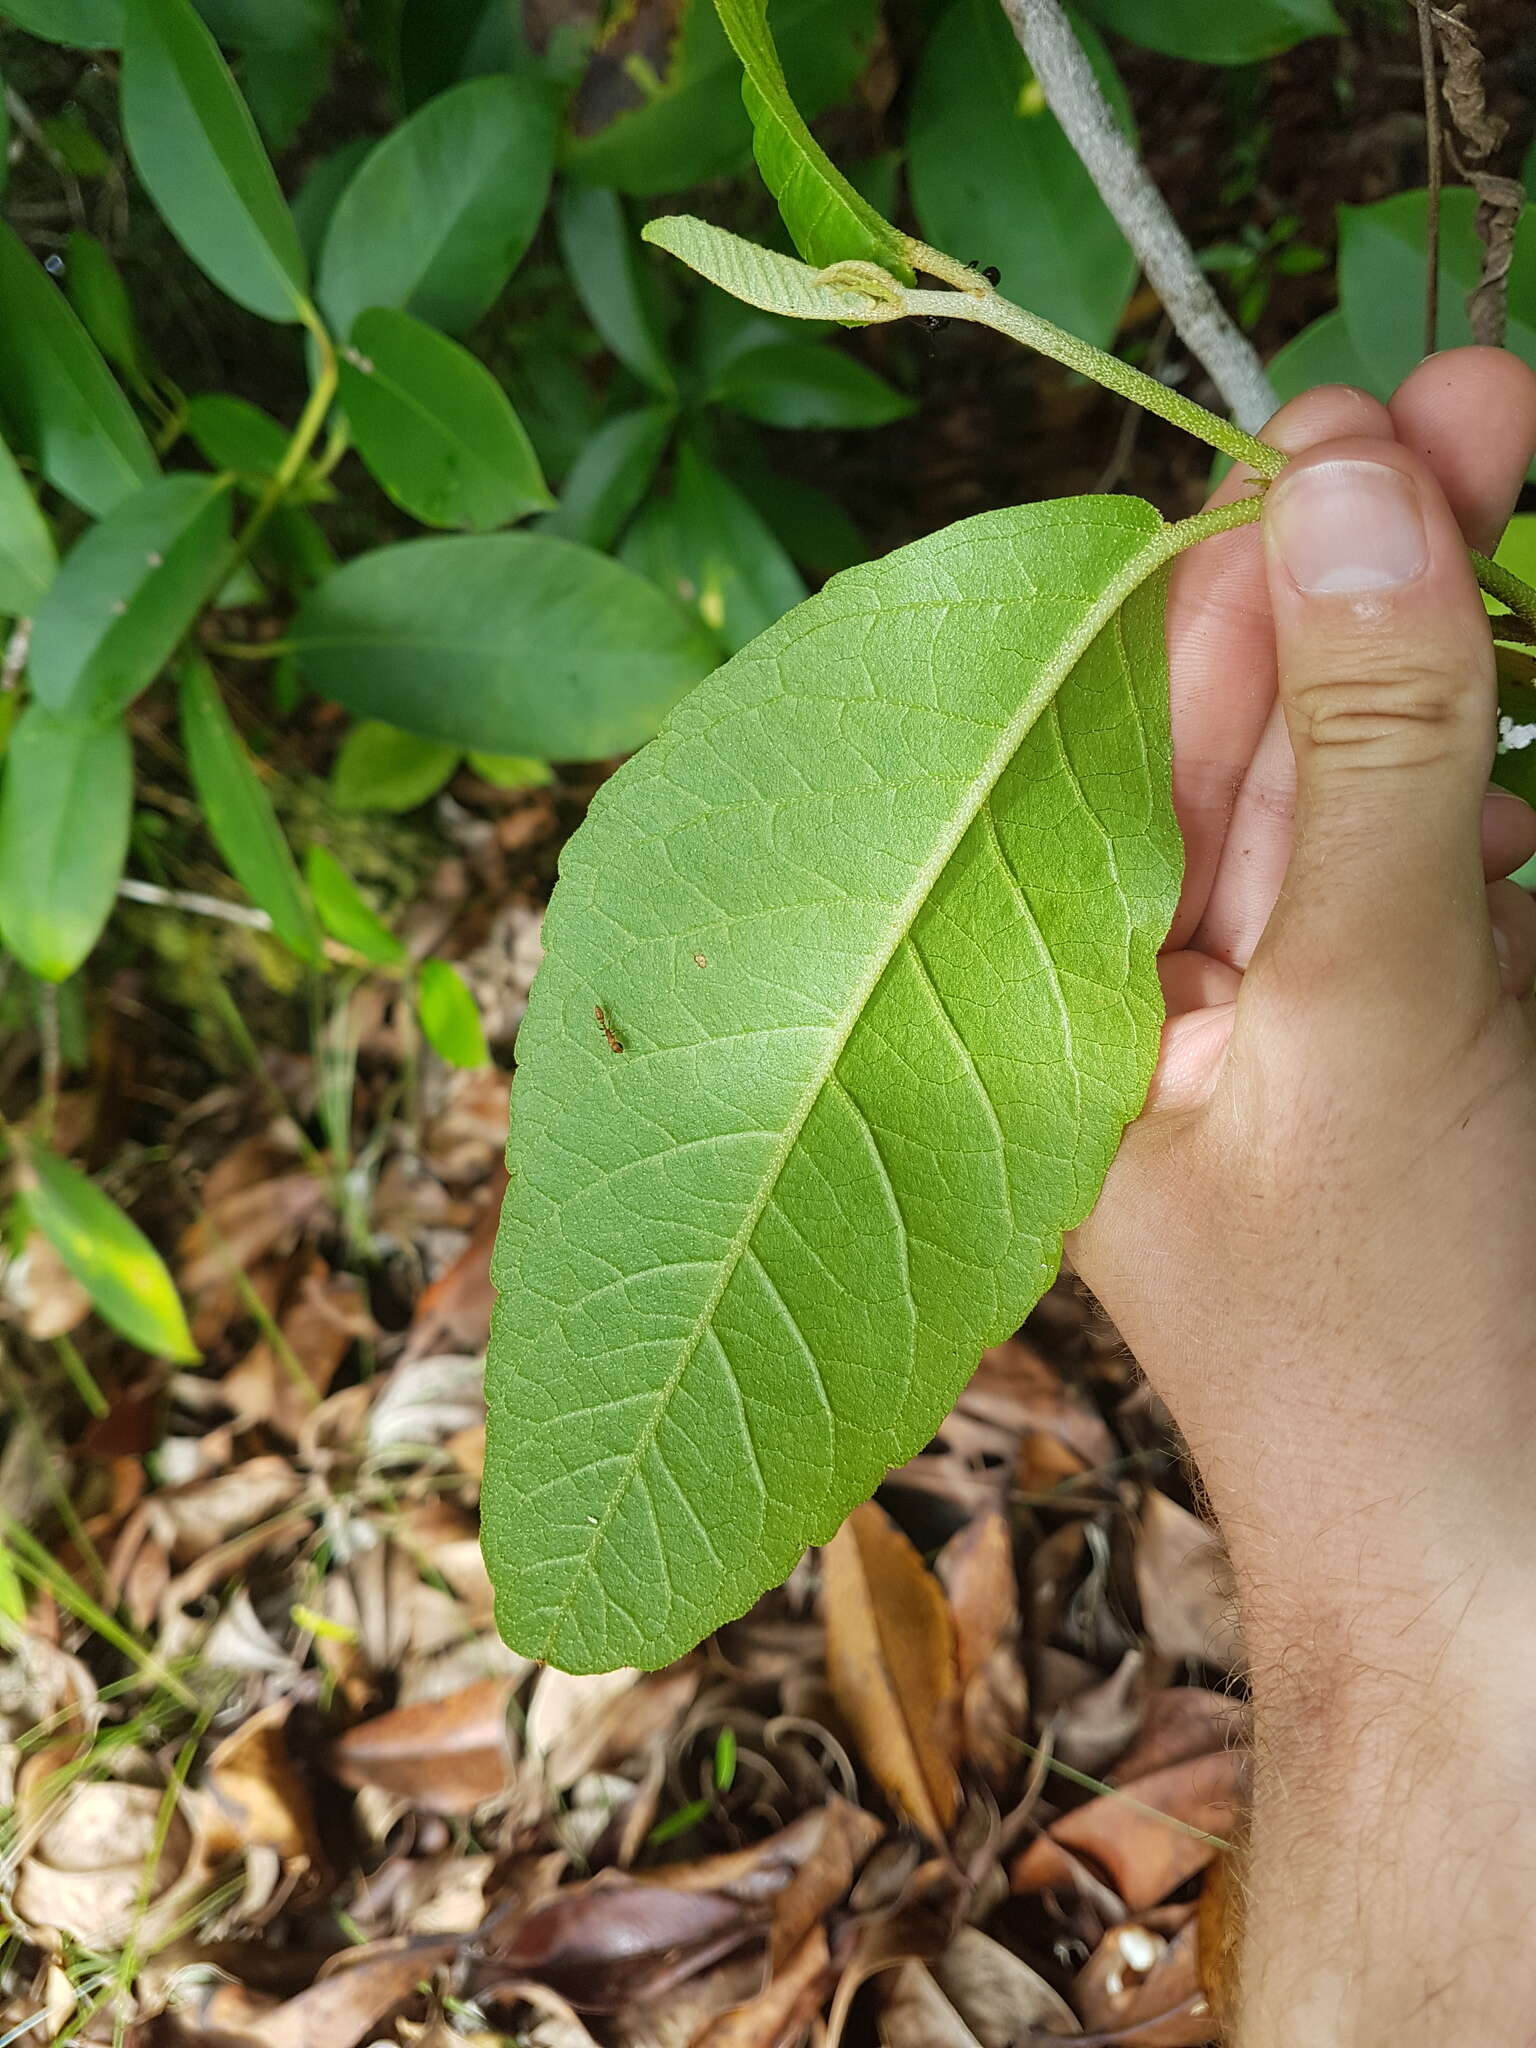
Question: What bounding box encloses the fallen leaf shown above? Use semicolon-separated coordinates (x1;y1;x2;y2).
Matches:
1073;1920;1213;2045
934;1926;1080;2042
405;1192;503;1359
472;1877;762;2012
221;1263;373;1436
694;1926;833;2048
1025;1749;1242;1911
1109;1689;1242;1787
5;1230;92;1339
1051;1651;1147;1776
367;1352;486;1452
935;1509;1028;1787
146;1455;305;1563
1133;1491;1241;1673
879;1962;984;2047
822;1502;960;1839
330;1675;517;1814
203;1702;324;1901
179;1163;327;1299
173;1938;458;2048
765;1795;884;1967
12;1775;204;1951
524;1663;697;1795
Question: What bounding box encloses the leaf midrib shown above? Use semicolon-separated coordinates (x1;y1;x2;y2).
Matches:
534;509;1178;1663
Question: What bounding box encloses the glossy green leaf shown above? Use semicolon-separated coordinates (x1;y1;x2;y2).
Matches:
29;475;233;719
1265;307;1377;403
0;708;130;982
556;184;676;397
715;0;911;280
62;233;148;389
290;137;373;270
184;393;290;478
711;339;912;428
242;36;332;149
909;0;1135;348
20;1143;197;1361
540;405;675;551
304;844;406;964
641;215;904;326
564;0;877;199
318;73;557;339
0;435;56;616
621;443;805;654
485;493;1183;1671
417;957;490;1067
179;659;320;959
339;307;552;531
0;0;122;44
122;0;308;324
293;534;719;760
1339;189;1536;394
1078;0;1338;63
330;720;460;813
0;225;156;518
193;0;334;44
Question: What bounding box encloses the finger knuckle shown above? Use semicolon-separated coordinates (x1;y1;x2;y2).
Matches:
1287;661;1475;767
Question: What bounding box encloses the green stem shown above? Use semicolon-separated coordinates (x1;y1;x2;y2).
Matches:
1472;548;1536;636
229;299;337;567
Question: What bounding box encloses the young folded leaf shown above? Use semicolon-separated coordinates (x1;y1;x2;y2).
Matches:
641;216;906;326
484;495;1185;1673
713;0;912;282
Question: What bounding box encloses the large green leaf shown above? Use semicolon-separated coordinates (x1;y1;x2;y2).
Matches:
29;475;233;719
122;0;308;324
1339;188;1536;393
180;660;321;959
1078;0;1338;62
0;225;156;518
318;73;556;339
710;339;912;428
556;184;676;398
621;443;805;655
909;0;1135;349
484;493;1184;1672
0;708;131;982
292;533;718;760
0;0;122;44
398;0;527;108
339;307;551;531
563;0;877;198
540;405;676;551
0;435;56;616
714;0;910;280
20;1142;196;1361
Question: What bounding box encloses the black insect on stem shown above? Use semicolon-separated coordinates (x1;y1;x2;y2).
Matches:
594;1005;624;1054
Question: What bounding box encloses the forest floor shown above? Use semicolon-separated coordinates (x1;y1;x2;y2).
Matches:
2;7;1533;2045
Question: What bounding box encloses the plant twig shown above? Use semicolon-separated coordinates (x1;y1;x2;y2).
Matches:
1415;0;1443;354
993;0;1277;432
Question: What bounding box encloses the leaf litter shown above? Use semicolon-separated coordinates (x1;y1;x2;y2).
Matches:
1;747;1250;2048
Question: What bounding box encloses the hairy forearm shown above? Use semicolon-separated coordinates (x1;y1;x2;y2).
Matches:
1224;1517;1536;2044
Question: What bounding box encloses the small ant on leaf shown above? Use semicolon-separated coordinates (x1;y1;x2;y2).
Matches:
594;1005;624;1054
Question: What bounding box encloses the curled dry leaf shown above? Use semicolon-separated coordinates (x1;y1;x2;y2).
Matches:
936;1509;1029;1788
146;1454;305;1564
1015;1748;1242;1912
12;1775;205;1952
471;1876;762;2012
1132;1490;1241;1674
330;1674;518;1815
524;1663;698;1795
5;1230;92;1339
693;1926;834;2048
932;1926;1081;2043
202;1702;325;1904
1073;1919;1212;2046
367;1352;487;1451
822;1501;960;1840
1051;1650;1147;1776
174;1937;460;2048
221;1263;374;1436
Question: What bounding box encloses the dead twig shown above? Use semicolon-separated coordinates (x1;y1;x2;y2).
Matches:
995;0;1277;432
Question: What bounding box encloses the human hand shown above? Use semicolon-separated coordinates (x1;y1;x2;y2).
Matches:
1070;348;1536;2044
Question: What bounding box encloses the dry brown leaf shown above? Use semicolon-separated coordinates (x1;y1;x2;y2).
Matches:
471;1876;762;2012
221;1263;373;1435
879;1962;984;2047
524;1663;697;1794
1133;1491;1241;1673
146;1455;305;1563
932;1926;1080;2042
766;1796;884;1968
822;1501;960;1840
179;1165;328;1298
1051;1650;1147;1776
1109;1689;1241;1788
405;1192;503;1359
202;1702;324;1902
5;1230;92;1339
693;1926;833;2048
935;1510;1028;1788
330;1675;517;1814
1036;1749;1242;1911
368;1352;486;1452
1073;1919;1213;2045
171;1938;458;2048
12;1775;205;1951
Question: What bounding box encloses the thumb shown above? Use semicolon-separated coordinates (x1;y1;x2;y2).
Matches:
1254;437;1501;1003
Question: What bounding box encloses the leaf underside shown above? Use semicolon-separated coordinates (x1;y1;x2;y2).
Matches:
485;495;1183;1674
